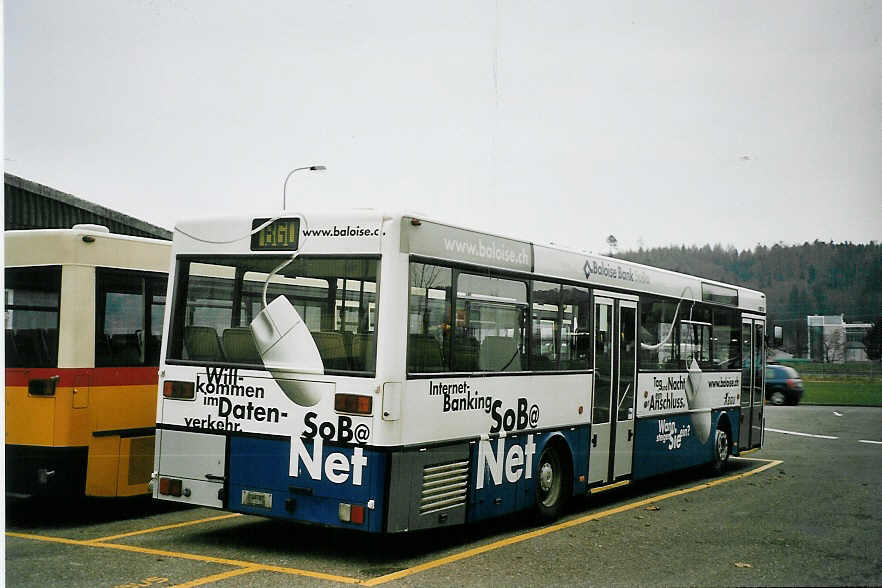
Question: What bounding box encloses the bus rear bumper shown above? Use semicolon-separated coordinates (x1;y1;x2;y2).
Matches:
5;444;88;496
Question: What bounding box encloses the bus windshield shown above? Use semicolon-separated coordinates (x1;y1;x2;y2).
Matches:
166;255;379;374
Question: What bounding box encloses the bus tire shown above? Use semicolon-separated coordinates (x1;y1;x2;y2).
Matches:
534;442;570;523
709;426;730;475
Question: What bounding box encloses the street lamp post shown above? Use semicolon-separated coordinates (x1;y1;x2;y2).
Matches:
283;165;326;210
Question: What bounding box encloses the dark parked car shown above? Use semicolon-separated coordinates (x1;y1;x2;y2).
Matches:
765;364;804;405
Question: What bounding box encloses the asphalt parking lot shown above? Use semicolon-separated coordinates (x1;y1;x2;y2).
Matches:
6;405;881;587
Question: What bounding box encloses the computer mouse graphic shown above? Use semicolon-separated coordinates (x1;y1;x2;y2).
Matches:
250;295;325;407
684;357;712;444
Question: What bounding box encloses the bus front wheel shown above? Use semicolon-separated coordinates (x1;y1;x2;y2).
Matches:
534;442;570;522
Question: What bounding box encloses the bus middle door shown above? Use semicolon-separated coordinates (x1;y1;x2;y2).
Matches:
588;294;638;486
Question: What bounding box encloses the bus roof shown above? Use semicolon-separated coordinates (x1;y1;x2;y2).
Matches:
398;212;765;313
170;210;765;313
4;227;171;273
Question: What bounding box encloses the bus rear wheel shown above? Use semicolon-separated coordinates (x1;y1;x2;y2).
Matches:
709;427;730;475
534;443;570;522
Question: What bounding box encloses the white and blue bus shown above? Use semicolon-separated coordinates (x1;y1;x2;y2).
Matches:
153;211;765;532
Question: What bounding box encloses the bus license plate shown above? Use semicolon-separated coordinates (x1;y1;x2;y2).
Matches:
241;490;273;509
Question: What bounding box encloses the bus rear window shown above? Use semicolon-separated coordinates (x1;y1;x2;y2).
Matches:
5;266;61;368
167;256;378;375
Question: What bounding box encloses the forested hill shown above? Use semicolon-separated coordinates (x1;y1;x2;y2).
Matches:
614;241;881;327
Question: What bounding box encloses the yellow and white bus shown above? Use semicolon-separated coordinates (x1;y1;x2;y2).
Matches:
5;225;170;497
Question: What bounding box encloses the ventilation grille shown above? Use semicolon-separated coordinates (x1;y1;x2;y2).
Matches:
420;459;469;515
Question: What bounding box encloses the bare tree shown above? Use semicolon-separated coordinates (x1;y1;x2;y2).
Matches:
823;329;843;363
606;235;618;255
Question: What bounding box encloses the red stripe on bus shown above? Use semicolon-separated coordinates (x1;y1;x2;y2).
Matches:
5;367;159;387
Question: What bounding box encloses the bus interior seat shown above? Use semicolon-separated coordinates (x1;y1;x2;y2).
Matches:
349;332;376;371
531;353;554;370
222;328;261;364
453;335;479;371
95;334;113;365
145;335;162;365
408;334;443;372
479;336;522;371
42;329;59;365
110;333;142;365
14;329;48;367
5;329;22;367
184;326;225;362
311;331;349;370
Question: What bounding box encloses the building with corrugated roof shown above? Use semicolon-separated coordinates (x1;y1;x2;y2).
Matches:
4;173;171;240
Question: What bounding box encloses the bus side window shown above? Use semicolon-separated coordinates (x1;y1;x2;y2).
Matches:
96;269;167;367
407;263;451;373
456;273;527;373
679;304;712;369
560;285;592;370
5;266;62;368
712;307;740;369
639;297;679;370
530;280;561;371
147;277;167;365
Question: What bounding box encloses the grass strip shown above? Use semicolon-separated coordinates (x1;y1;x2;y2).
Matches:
801;380;881;406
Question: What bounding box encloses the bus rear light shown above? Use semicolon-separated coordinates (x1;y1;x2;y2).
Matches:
338;502;365;524
163;380;195;400
28;376;59;397
159;477;182;497
335;393;372;415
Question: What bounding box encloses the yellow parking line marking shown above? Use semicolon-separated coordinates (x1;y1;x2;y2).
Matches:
246;562;362;583
363;458;783;586
88;542;362;584
8;458;781;587
7;533;266;567
88;513;242;543
6;531;89;546
6;532;361;584
171;566;261;588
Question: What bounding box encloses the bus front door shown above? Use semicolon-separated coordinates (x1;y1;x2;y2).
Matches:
588;295;638;486
739;317;765;451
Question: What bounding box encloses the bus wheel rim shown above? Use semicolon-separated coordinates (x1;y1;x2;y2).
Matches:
717;430;729;462
538;450;562;507
539;461;554;494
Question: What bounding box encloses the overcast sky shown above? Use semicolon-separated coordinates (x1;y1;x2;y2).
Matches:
4;0;880;252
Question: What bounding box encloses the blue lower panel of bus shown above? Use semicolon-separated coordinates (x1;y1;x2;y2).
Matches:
228;436;387;533
228;431;594;533
632;409;738;480
467;427;589;524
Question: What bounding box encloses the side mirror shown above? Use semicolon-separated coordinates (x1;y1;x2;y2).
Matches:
773;325;783;348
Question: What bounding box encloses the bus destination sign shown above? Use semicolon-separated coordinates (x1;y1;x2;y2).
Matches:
251;218;300;251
